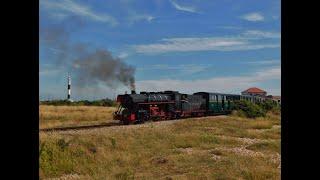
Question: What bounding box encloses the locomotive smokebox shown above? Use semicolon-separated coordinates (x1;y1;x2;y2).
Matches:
131;90;136;94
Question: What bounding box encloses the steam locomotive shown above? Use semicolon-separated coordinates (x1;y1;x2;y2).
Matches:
113;90;266;124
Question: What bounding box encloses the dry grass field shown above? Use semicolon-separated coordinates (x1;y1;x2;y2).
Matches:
39;106;280;180
39;105;116;129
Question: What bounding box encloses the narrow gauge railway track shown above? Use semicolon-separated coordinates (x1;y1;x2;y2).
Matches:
39;115;227;132
39;122;121;132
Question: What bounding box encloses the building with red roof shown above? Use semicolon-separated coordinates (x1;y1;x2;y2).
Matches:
241;87;267;97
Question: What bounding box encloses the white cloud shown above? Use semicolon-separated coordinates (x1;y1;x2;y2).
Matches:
127;14;155;25
132;30;280;54
135;66;281;95
243;30;280;39
241;12;264;22
254;66;281;81
41;0;118;26
170;0;199;13
72;83;121;100
219;26;243;30
49;12;69;20
39;66;281;100
133;38;244;53
39;63;67;77
244;60;280;65
118;1;155;25
118;52;129;59
39;68;63;76
138;64;209;76
49;47;66;54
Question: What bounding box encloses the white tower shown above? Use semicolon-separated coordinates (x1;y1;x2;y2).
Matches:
67;74;72;102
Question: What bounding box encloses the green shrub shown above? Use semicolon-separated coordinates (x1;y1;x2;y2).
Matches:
270;106;281;115
259;100;279;112
233;100;266;118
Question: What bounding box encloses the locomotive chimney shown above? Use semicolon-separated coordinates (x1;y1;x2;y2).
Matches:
131;90;136;94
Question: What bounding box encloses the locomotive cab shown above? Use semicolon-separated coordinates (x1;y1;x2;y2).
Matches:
113;104;136;124
113;95;137;124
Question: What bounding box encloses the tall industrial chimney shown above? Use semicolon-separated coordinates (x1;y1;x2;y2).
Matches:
67;74;71;101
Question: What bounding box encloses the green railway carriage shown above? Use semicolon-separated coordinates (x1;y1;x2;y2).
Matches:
194;92;240;115
209;93;221;113
226;94;241;110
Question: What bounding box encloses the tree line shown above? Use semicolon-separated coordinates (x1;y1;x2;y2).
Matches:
40;98;117;107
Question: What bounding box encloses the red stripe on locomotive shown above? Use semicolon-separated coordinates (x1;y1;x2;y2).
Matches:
129;113;136;121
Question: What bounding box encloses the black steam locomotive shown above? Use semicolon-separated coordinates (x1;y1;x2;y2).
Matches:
113;90;265;124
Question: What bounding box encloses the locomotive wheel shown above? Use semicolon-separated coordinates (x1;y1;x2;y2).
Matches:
123;120;130;125
137;118;145;124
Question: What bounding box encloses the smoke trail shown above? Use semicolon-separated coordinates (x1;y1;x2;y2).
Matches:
73;49;135;90
40;19;136;90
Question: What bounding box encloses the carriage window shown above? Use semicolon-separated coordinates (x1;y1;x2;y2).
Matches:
211;95;216;101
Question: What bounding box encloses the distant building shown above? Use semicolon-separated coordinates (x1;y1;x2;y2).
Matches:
267;95;281;104
241;87;267;97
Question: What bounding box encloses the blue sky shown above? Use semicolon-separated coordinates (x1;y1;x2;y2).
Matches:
39;0;281;100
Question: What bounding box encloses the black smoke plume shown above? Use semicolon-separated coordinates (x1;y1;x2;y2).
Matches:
40;18;136;91
73;50;135;90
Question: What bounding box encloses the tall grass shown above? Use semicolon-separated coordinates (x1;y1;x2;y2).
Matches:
39;105;116;129
40;112;281;179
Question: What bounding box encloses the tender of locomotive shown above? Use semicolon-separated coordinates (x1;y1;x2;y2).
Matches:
113;90;264;124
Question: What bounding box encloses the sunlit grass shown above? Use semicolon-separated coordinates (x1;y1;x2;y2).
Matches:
39;105;116;129
40;111;280;179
